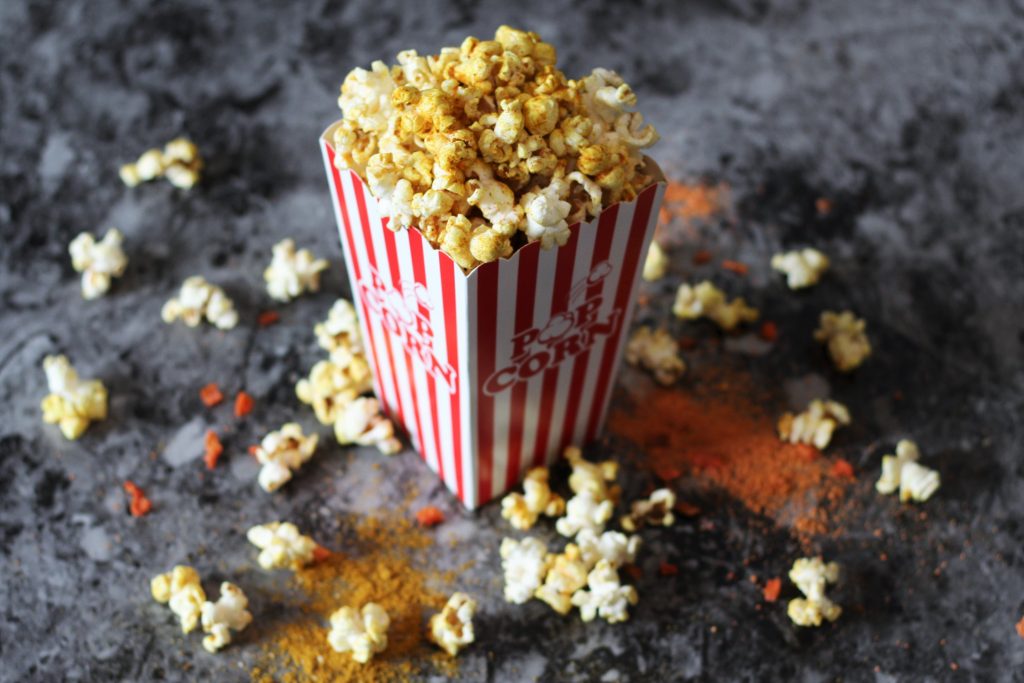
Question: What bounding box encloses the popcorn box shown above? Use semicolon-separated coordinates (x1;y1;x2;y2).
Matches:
321;122;666;509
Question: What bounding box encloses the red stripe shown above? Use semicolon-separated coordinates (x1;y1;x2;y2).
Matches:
439;255;464;502
585;185;659;441
475;262;500;503
504;244;540;487
408;233;445;483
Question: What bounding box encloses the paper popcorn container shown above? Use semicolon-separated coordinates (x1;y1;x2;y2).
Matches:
320;122;666;509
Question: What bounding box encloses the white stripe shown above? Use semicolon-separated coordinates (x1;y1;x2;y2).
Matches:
460;267;477;508
424;246;458;494
490;254;520;500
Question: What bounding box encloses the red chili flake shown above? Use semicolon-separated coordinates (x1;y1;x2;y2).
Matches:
234;391;254;418
248;445;260;458
312;546;332;563
721;259;749;275
693;249;712;265
831;458;855;479
623;563;643;581
763;577;782;602
123;480;153;517
257;310;280;327
815;197;833;216
659;562;679;577
675;501;701;517
199;383;223;407
1016;617;1024;640
678;336;699;350
203;430;224;470
794;444;821;462
759;321;778;342
415;506;445;527
636;293;650;308
654;465;682;482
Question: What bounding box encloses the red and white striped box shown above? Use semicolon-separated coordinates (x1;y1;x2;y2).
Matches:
320;122;666;509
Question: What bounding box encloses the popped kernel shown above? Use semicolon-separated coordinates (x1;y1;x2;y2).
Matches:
500;536;552;604
40;354;108;440
814;310;871;372
672;281;759;331
252;423;319;493
295;357;374;425
564;445;619;502
315;299;364;365
200;582;253;653
68;228;128;299
120;138;203;189
151;565;206;634
500;466;565;530
571;559;638;624
535;543;590;614
263;238;330;302
556;491;615;538
786;557;841;627
575;528;641;569
777;399;851;450
328;603;390;664
876;439;940;503
771;248;830;289
642;241;668;281
625;325;685;385
247;521;318;570
428;592;477;656
333;396;402;454
161;276;238;330
620;488;676;532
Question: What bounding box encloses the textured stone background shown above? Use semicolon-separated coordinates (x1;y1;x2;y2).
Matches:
2;0;1023;681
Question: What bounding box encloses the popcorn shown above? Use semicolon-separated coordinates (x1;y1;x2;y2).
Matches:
428;592;477;656
575;529;641;569
777;399;851;450
247;521;318;570
642;241;668;281
786;557;841;627
620;488;676;532
263;238;330;302
120;137;203;189
564;445;619;502
535;544;590;614
315;299;365;365
252;423;319;492
771;248;830;289
200;582;253;653
151;565;206;634
500;467;565;530
295;357;374;425
68;228;128;299
876;439;940;503
333;396;402;454
161;276;239;330
814;310;871;372
40;354;108;440
672;281;759;331
625;326;685;385
571;560;638;624
556;491;615;538
500;536;552;604
328;603;390;663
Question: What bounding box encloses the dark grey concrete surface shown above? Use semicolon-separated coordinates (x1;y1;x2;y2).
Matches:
2;0;1023;680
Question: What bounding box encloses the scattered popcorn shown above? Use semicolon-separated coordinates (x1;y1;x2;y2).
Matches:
535;543;590;614
642;241;669;281
575;529;641;569
263;239;330;302
428;592;477;657
564;445;619;502
161;276;238;330
786;557;841;627
315;299;365;365
625;325;686;385
672;281;759;331
771;248;829;289
252;423;319;492
333;396;402;454
200;582;253;653
40;354;108;440
500;466;565;530
556;491;615;538
68;228;128;299
151;565;206;634
247;521;318;570
500;536;552;604
296;357;374;425
814;310;871;372
620;488;676;532
328;603;390;664
571;560;638;624
777;399;851;450
120;138;203;189
876;439;940;503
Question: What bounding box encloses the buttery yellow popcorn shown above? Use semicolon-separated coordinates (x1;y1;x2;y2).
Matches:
570;559;638;624
328;603;390;664
247;522;318;570
564;445;619;502
295;357;374;425
777;399;851;450
200;582;252;653
161;276;238;330
500;536;552;604
620;488;676;532
315;299;364;365
428;592;477;657
535;543;590;614
642;241;668;281
500;466;565;530
333;396;402;454
252;423;319;493
673;281;759;331
876;439;940;503
575;529;641;569
69;228;127;299
263;238;330;302
151;565;206;634
120;137;202;189
624;325;685;385
40;354;108;440
814;310;871;372
787;557;841;627
771;248;830;289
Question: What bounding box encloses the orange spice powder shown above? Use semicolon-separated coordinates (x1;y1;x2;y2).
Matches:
662;181;726;222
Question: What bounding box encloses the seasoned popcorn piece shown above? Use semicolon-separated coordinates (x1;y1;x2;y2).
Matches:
556;491;615;538
571;560;638;624
428;592;477;656
252;423;319;492
501;467;566;530
333;396;402;454
40;354;108;440
328;603;390;664
151;565;206;634
642;241;669;282
771;248;830;289
673;281;759;331
315;299;364;365
620;488;676;532
625;326;686;385
247;522;318;570
200;582;253;653
69;228;128;299
876;439;940;503
564;445;619;502
120;139;202;189
296;357;374;425
161;276;238;330
786;557;841;627
814;310;871;372
535;544;590;614
500;536;552;604
575;529;641;569
263;239;330;303
777;399;851;450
